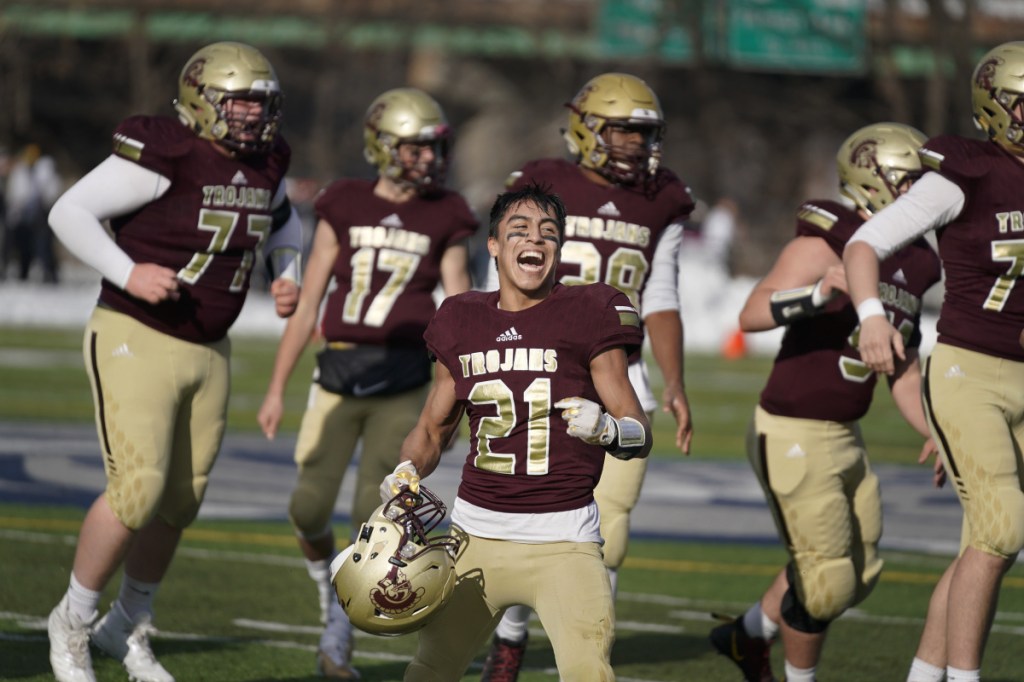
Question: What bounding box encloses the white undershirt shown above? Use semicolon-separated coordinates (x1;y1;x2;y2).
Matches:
48;154;302;289
451;496;603;543
846;171;966;258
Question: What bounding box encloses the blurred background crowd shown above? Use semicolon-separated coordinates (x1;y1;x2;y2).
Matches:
0;0;1021;329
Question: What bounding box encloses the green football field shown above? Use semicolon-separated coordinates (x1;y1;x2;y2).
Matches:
1;327;1023;681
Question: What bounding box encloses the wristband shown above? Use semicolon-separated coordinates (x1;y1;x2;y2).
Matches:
856;297;886;322
769;279;830;326
603;416;647;460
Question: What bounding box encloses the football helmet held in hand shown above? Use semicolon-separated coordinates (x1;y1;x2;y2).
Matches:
837;122;926;216
364;88;451;190
174;41;283;156
563;73;664;185
330;486;459;637
972;41;1024;155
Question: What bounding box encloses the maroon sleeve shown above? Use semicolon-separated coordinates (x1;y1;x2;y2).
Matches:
582;284;644;362
112;116;192;179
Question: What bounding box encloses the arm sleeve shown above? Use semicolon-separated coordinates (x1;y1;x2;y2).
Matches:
640;222;683;317
47;155;171;289
847;172;965;260
264;182;303;282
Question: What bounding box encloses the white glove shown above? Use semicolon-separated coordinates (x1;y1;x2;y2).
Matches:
380;460;420;503
554;397;617;447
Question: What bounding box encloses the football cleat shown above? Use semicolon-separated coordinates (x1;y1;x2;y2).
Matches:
317;598;360;679
709;614;776;682
48;594;98;682
92;602;174;682
479;633;528;682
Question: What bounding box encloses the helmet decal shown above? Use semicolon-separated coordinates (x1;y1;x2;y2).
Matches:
370;566;426;615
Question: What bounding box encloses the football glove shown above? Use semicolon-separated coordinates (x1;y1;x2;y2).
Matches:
554;397;617;447
380;460;420;503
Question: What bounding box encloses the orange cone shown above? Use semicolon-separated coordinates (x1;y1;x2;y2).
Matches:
721;328;747;360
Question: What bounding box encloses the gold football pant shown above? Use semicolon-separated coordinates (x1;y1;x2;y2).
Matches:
748;406;883;621
289;383;429;539
405;530;614;682
84;306;229;530
923;343;1024;559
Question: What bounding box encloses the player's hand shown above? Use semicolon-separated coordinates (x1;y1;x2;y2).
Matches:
857;315;903;376
125;263;180;304
918;438;945;489
554;397;616;447
662;385;693;455
819;264;848;299
271;278;299;318
380;461;420;503
257;392;284;440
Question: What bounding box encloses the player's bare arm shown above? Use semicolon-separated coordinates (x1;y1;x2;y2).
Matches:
889;349;945;488
843;240;903;375
257;220;339;439
397;359;465;479
644;309;692;454
739;236;841;332
439;238;472;296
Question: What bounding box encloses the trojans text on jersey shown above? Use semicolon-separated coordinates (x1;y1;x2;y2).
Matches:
457;348;558;378
565;215;651;247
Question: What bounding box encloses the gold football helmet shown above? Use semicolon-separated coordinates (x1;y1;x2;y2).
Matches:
837;122;927;216
972;41;1024;155
563;72;664;185
330;486;459;637
174;42;282;155
364;88;451;190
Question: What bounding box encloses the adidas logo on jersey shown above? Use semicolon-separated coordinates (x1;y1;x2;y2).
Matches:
597;201;621;217
111;343;133;358
496;326;522;342
231;170;248;185
380;213;404;228
892;268;908;285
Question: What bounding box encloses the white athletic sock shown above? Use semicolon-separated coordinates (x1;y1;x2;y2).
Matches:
742;602;778;641
306;557;334;620
495;604;531;643
784;660;817;682
117;575;160;620
607;567;618;600
906;657;945;682
946;666;980;682
67;574;101;622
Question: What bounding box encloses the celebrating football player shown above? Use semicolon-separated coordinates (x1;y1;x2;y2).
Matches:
45;42;302;682
483;72;695;678
715;123;940;682
256;87;474;678
845;42;1024;682
338;183;651;681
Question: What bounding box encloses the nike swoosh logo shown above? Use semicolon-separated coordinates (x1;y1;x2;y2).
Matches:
352;380;389;397
730;632;744;661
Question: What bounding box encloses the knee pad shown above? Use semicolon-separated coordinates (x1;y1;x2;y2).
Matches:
106;469;167;530
289;478;336;538
781;585;831;634
785;555;857;624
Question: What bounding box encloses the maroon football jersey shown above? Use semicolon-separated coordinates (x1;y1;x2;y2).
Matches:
920;135;1024;361
760;200;941;422
99;115;291;343
425;283;643;514
315;179;477;346
510;159;695;309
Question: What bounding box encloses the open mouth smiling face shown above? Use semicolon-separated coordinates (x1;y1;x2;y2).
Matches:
489;199;562;300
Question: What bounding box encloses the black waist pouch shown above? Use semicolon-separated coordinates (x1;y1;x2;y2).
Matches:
315;344;431;397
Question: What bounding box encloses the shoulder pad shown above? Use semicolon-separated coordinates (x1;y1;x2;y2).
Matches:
919;135;991;181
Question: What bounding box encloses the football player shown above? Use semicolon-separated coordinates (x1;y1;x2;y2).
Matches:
845;42;1024;682
367;183;650;680
483;72;695;678
45;42;302;682
715;122;941;682
256;87;474;678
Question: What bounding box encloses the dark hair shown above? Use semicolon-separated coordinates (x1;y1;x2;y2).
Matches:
488;182;566;243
